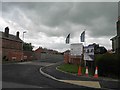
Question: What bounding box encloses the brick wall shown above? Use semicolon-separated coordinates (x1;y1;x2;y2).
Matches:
64;53;70;64
64;52;81;65
2;39;22;50
2;38;35;61
2;38;23;61
2;48;22;61
23;51;35;61
2;48;35;61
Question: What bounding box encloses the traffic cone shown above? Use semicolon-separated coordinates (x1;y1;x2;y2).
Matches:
94;66;98;78
78;66;82;76
85;66;88;76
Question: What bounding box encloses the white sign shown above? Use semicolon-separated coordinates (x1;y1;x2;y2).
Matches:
70;43;83;56
84;45;94;61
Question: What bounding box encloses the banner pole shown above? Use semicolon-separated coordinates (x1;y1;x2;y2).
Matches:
84;29;86;67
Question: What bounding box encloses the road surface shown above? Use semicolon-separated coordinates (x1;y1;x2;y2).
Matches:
2;60;101;89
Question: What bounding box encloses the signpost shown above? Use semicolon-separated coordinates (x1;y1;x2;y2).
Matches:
70;43;83;76
70;43;83;65
84;45;94;61
70;43;83;56
84;45;95;75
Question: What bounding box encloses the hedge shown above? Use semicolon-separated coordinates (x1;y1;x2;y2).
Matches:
95;53;120;79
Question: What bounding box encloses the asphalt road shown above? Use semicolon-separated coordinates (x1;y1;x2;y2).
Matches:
42;62;119;90
2;60;102;89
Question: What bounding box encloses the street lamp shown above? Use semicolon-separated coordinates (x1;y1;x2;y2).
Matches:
23;31;27;41
21;31;27;61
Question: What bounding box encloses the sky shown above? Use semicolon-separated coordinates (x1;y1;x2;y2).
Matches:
0;0;119;52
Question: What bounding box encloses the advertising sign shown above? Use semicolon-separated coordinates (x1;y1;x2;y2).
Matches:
70;43;83;56
84;45;94;61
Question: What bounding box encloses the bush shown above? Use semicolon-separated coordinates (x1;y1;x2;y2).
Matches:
95;53;119;79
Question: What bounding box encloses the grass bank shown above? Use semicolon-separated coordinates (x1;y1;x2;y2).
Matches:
57;63;93;75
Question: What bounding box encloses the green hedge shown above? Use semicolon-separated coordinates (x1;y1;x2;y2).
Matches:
95;53;120;79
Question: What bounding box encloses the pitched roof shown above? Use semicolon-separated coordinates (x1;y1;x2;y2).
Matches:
0;31;23;42
110;36;117;40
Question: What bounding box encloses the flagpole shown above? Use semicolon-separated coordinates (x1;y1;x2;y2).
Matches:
69;33;71;64
65;33;71;64
84;29;86;67
80;30;86;67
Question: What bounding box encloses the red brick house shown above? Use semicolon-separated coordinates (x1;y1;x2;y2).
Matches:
0;27;34;61
34;47;44;60
34;47;60;60
0;27;23;61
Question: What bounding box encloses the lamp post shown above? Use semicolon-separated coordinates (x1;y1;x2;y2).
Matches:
21;31;26;61
23;31;27;41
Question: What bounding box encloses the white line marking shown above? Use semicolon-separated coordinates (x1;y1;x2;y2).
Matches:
39;65;101;88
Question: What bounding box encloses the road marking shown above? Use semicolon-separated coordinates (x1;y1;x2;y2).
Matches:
59;80;101;88
39;66;101;89
17;61;32;64
17;62;55;67
40;67;59;81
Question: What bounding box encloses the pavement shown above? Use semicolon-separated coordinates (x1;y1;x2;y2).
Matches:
40;62;119;90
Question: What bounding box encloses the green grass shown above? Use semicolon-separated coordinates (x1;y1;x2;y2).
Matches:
58;63;79;74
58;63;93;75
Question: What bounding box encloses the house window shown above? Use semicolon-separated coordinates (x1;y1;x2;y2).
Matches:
91;49;94;52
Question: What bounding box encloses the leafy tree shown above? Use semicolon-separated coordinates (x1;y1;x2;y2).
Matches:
23;43;34;51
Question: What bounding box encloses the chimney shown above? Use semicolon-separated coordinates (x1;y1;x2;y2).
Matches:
16;31;19;39
4;27;9;37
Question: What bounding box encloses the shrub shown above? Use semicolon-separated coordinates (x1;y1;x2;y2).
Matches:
95;53;119;79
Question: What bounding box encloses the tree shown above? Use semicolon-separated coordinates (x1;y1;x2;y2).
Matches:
23;43;34;51
89;43;107;54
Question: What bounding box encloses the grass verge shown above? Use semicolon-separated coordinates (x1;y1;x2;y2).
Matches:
58;63;91;75
57;63;79;74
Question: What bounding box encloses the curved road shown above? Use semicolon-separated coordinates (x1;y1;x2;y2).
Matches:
2;60;101;89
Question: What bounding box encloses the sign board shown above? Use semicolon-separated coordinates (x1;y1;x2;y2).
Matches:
70;43;83;56
84;45;94;61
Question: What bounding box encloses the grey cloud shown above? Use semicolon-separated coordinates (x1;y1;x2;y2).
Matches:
2;2;117;38
1;2;118;51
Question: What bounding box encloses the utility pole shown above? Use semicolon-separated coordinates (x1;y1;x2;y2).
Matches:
21;31;26;61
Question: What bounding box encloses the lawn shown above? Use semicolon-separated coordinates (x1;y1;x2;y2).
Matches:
57;63;95;76
57;63;87;74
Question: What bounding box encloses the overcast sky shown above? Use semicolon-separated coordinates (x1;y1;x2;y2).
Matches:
0;1;118;52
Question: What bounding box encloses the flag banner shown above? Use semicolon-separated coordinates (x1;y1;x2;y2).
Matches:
80;31;85;42
66;34;70;44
